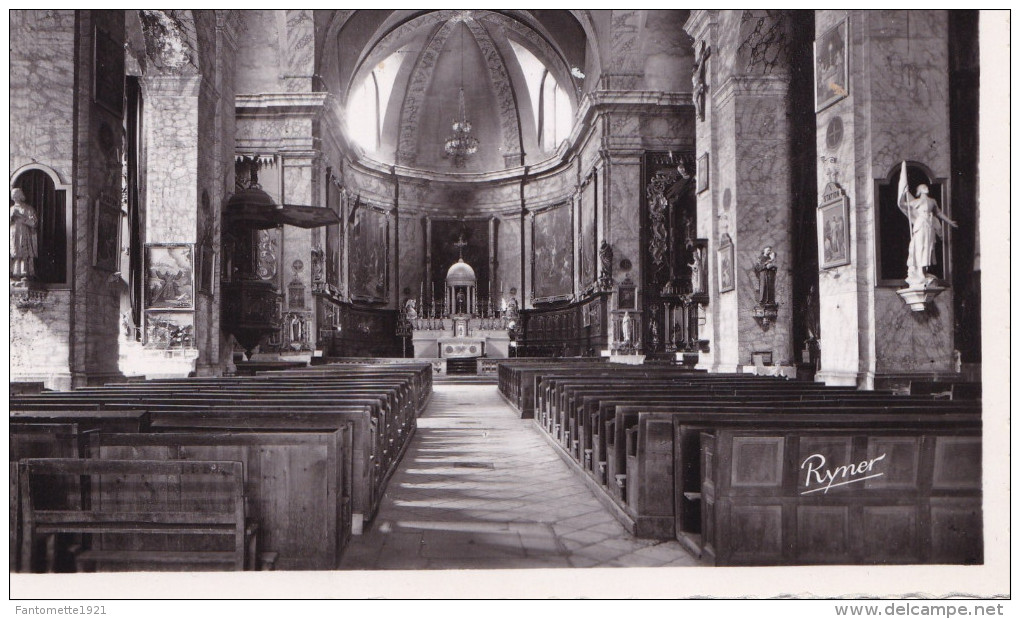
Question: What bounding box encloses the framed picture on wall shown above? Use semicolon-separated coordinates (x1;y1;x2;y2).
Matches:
197;243;216;295
617;276;637;310
697;153;709;194
145;244;195;310
718;234;735;293
814;19;849;112
92;199;121;272
818;183;851;269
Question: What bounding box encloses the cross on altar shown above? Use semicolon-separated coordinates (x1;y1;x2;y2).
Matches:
453;235;468;259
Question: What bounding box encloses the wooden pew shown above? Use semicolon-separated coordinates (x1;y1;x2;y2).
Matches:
92;430;351;570
694;415;981;565
18;458;254;572
611;400;978;540
11;365;430;538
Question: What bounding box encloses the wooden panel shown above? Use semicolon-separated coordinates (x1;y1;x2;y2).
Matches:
930;499;982;564
730;437;784;488
796;505;849;562
797;437;853;495
860;506;919;563
932;437;982;490
865;437;920;489
98;434;341;570
726;503;783;562
701;434;718;558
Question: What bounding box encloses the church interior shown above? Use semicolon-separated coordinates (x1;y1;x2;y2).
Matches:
8;9;999;589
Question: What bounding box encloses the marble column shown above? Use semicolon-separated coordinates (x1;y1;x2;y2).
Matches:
686;10;795;372
814;10;955;387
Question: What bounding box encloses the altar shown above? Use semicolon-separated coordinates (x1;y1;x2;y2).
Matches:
406;258;514;359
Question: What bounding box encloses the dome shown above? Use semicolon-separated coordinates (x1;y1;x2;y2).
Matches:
340;10;584;174
446;258;477;284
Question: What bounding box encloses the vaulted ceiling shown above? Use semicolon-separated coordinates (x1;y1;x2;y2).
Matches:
320;10;590;174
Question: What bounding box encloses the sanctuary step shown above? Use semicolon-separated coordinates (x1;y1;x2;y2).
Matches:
434;374;497;385
445;357;478;375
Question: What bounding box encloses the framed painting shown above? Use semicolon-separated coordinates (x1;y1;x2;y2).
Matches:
197;243;216;295
349;207;389;303
578;171;598;290
718;234;735;293
617;276;637;310
697;153;709;194
92;199;121;272
144;310;195;349
145;244;195;310
814;19;849;112
818;184;851;269
532;203;574;303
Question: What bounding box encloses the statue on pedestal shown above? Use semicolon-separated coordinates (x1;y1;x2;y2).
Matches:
10;188;38;284
689;246;704;294
598;240;614;290
621;311;634;347
752;246;779;328
753;246;778;306
897;161;957;289
403;297;418;320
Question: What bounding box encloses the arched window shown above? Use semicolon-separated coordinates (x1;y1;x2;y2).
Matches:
11;167;69;285
347;52;407;154
510;40;575;154
348;73;380;151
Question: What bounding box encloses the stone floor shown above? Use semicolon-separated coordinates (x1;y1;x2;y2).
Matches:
340;384;701;570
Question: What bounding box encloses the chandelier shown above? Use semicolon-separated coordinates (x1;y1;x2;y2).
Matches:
444;26;478;167
444;88;479;166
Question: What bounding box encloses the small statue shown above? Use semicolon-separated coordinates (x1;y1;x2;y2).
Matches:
692;41;712;122
505;294;520;322
689;247;704;294
897;161;957;289
621;311;634;347
10;188;38;282
598;240;614;289
753;246;778;306
403;297;418;320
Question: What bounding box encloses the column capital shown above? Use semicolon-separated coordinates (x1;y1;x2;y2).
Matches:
684;10;719;44
714;74;791;109
140;73;202;97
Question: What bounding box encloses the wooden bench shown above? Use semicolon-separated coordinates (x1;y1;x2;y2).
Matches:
92;430;351;570
512;363;982;566
18;458;257;572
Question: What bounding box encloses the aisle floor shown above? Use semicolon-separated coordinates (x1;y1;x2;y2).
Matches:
340;384;701;569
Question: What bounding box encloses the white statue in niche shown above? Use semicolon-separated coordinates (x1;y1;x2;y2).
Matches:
689;247;704;294
897;161;957;289
10;188;38;283
621;311;634;347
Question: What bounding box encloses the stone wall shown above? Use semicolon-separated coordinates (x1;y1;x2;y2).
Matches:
815;10;956;386
9;10;78;387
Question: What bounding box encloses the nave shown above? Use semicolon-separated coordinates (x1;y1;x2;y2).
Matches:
341;384;700;570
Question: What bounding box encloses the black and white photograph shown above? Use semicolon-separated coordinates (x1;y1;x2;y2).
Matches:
7;8;1010;610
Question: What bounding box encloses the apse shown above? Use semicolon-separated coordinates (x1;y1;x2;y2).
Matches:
343;10;583;174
